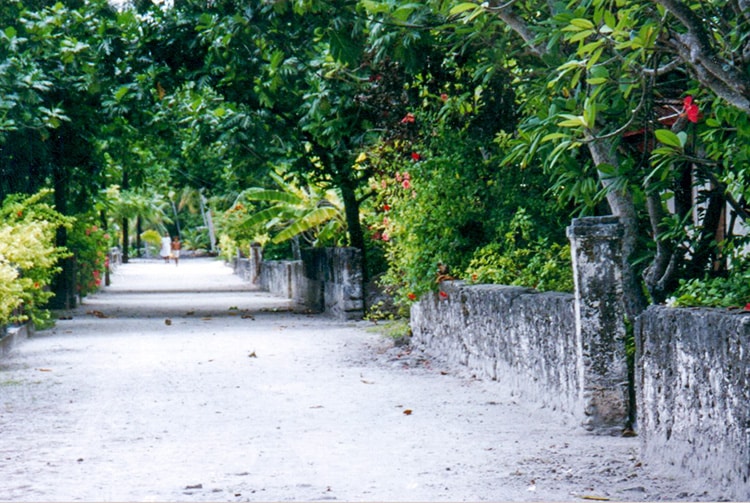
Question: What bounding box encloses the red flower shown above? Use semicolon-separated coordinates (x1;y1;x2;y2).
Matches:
383;204;391;212
683;96;699;123
411;152;421;161
407;292;417;301
400;112;415;124
439;291;448;299
16;211;22;218
402;179;411;189
744;303;750;311
440;93;448;102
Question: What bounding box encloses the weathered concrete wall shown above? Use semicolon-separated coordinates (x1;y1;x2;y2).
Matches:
411;216;631;434
234;247;363;320
0;324;33;358
636;306;750;499
411;282;583;421
260;260;302;300
299;248;363;320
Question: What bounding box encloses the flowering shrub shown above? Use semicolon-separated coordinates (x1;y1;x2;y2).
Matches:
0;190;71;327
67;216;111;299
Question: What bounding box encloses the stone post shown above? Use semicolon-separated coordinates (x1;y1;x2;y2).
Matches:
249;243;263;285
567;216;629;434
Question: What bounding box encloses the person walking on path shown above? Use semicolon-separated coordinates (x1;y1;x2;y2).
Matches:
159;234;172;263
170;236;181;266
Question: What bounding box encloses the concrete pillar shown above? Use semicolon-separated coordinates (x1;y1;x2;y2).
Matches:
249;243;263;285
567;216;629;434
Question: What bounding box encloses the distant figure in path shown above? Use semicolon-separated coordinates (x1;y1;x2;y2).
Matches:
160;234;172;264
171;236;181;266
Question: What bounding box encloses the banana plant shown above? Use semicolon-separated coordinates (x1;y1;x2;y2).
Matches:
234;170;347;248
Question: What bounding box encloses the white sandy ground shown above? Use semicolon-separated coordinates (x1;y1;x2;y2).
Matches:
0;258;721;502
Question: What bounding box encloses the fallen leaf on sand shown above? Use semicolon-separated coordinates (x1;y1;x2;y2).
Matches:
361;379;375;384
86;310;109;318
248;351;257;358
403;409;413;415
185;484;203;490
164;319;172;326
37;368;52;372
201;317;212;321
581;496;610;501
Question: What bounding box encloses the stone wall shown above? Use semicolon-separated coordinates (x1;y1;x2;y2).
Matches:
235;246;363;320
0;324;32;358
411;216;631;434
411;282;583;420
636;306;750;499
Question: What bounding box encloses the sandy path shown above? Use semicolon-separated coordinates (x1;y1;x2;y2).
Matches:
0;258;710;501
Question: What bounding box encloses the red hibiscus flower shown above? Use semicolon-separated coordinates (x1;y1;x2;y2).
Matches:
400;112;415;124
407;292;417;301
683;96;699;123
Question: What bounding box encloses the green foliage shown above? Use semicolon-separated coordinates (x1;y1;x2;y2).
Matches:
670;271;750;309
368;124;567;305
140;229;162;249
0;190;71;327
670;245;750;308
222;169;347;249
465;210;574;293
67;217;110;299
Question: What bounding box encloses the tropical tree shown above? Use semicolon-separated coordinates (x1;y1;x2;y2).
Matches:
223;169;346;255
438;0;750;314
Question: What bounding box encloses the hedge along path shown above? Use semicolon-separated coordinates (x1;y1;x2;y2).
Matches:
0;257;708;502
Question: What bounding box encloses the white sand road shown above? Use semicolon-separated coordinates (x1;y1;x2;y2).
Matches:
0;258;715;501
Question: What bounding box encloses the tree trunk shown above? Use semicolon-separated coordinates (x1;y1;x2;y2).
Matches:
50;158;75;310
136;216;143;258
586;137;649;319
121;169;129;263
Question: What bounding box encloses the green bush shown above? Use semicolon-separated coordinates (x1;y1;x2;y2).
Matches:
670;270;750;308
0;190;71;327
366;126;568;306
464;209;573;292
67;217;111;299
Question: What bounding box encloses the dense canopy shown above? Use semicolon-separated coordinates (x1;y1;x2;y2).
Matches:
1;0;749;322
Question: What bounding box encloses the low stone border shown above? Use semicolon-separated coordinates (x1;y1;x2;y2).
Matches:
0;323;32;358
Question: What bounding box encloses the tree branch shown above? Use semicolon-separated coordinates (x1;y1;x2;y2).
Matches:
653;0;750;113
486;1;547;58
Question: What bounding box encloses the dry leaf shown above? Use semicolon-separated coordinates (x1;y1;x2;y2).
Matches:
164;319;172;326
403;409;413;415
581;496;610;501
248;351;257;358
37;368;52;372
87;310;109;318
361;379;375;385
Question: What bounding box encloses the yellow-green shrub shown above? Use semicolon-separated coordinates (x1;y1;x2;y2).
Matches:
0;190;71;327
